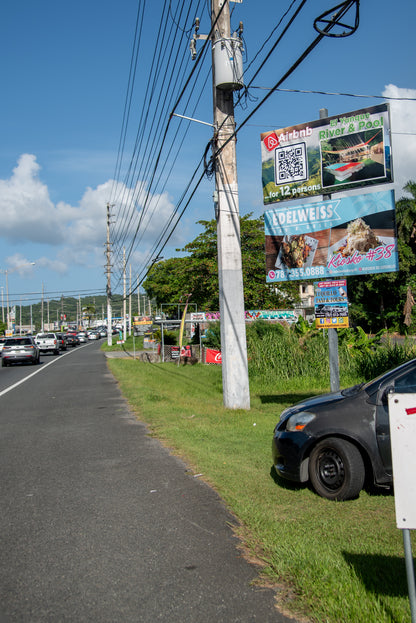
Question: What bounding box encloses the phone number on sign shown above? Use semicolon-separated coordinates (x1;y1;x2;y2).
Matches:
269;266;325;280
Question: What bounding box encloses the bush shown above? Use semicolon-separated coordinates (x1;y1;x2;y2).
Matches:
154;330;177;345
203;321;221;349
354;339;416;379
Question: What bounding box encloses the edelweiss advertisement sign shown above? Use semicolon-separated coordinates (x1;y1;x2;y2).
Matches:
261;104;392;204
264;189;398;283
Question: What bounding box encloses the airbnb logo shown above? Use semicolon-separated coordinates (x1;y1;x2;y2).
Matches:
263;132;279;151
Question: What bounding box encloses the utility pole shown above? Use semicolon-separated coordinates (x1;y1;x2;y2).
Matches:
41;282;44;332
106;203;113;346
123;248;127;341
211;0;250;409
129;264;132;336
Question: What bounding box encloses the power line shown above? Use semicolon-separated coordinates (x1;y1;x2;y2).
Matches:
250;86;416;101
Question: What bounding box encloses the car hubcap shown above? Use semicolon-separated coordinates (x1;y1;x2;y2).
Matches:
317;450;345;491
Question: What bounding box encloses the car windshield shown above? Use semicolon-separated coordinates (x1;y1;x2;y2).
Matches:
5;338;33;346
363;359;416;394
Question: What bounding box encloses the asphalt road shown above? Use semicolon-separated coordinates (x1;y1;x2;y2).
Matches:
0;341;294;622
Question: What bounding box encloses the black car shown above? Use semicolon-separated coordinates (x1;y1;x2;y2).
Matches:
65;333;80;347
272;359;416;501
56;333;67;351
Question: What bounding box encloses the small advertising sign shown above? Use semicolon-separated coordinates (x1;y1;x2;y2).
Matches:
261;104;392;204
314;280;349;329
265;189;398;283
205;349;222;364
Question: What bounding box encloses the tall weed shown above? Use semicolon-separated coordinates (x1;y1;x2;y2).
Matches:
246;321;416;389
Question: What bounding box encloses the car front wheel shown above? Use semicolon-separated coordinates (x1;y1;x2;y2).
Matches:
309;437;365;501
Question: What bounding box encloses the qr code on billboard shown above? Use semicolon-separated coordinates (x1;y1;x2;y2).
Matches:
275;142;308;184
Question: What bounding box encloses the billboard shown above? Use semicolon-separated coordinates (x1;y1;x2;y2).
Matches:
261;104;392;204
314;280;349;329
265;189;398;283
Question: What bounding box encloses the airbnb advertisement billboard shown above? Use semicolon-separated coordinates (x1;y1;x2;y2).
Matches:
261;104;392;204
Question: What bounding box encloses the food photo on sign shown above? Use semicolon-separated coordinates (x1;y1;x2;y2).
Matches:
264;189;398;283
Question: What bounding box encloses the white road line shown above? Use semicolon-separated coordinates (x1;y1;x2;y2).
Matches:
0;343;91;398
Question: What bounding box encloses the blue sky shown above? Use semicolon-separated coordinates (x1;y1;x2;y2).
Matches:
0;0;415;309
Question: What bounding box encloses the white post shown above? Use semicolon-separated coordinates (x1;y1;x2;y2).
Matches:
211;0;250;409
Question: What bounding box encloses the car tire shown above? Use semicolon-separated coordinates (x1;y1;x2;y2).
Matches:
54;349;60;355
2;358;7;367
308;437;365;501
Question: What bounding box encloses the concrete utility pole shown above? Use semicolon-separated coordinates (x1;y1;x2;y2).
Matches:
129;264;132;336
211;0;250;410
123;248;127;341
106;203;113;346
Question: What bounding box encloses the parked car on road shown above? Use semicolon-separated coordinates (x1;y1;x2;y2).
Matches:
272;358;416;501
2;336;40;366
0;336;6;354
77;332;87;343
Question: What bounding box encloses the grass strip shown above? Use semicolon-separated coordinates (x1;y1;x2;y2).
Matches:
106;356;414;623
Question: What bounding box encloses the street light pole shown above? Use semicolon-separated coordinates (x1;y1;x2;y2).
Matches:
1;262;35;334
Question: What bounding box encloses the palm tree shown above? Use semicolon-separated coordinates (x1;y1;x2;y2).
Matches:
396;181;416;327
396;180;416;245
82;305;96;326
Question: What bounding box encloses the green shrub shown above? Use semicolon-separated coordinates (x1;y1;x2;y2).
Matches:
354;339;416;380
203;321;221;349
154;329;177;345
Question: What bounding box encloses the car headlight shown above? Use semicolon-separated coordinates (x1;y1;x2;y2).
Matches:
286;412;316;432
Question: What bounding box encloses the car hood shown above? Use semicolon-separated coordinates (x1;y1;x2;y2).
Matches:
278;390;350;428
285;390;345;414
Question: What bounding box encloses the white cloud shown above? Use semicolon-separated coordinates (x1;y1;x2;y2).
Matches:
0;154;63;243
0;154;179;278
382;84;416;196
4;253;37;276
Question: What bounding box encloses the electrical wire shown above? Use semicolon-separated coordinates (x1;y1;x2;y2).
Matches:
110;0;210;258
250;86;416;101
109;0;229;292
210;1;361;167
109;1;372;301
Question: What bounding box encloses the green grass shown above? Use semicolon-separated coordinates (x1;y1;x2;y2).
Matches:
105;356;415;623
100;334;146;352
